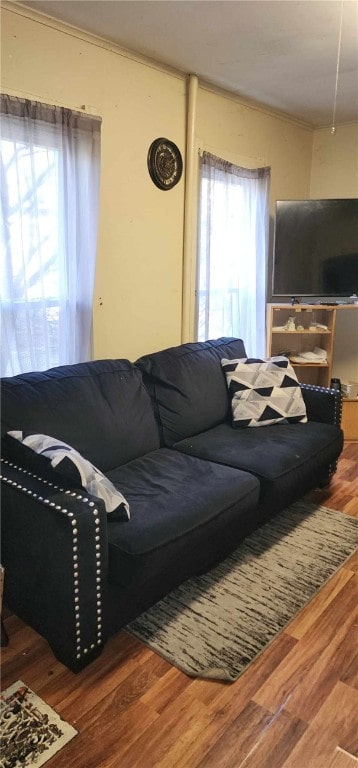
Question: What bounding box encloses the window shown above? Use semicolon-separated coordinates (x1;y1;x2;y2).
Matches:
0;95;101;376
196;152;270;357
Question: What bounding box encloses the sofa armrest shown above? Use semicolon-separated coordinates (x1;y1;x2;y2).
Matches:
0;458;109;671
300;384;343;427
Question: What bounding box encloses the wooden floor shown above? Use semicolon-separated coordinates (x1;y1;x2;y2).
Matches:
2;442;358;768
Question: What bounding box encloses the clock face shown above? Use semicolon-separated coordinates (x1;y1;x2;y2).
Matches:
147;138;183;190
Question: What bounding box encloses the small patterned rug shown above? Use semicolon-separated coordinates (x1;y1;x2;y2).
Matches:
128;501;358;681
0;681;77;768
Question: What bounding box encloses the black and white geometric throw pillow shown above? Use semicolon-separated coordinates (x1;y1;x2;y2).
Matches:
8;431;130;520
221;356;307;428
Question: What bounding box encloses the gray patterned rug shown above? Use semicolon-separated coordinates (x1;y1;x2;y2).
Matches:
127;501;358;681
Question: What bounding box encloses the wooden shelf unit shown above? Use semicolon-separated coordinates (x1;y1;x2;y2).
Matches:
267;304;338;387
267;304;358;440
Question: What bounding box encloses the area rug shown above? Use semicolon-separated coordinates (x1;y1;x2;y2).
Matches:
0;681;77;768
127;501;358;681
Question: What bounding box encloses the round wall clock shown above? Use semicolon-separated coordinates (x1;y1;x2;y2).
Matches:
147;138;183;190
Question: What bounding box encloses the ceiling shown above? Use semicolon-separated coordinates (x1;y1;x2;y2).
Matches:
20;0;358;126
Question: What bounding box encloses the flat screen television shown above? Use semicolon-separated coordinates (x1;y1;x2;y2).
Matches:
272;198;358;299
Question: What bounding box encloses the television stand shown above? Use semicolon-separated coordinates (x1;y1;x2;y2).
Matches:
341;398;358;441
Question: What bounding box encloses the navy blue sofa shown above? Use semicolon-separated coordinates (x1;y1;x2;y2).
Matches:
0;338;343;671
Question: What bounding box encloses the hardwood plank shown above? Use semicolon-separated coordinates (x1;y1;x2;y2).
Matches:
37;631;155;711
287;565;354;640
0;626;63;693
327;749;358;768
153;700;219;768
142;683;231;768
145;634;298;768
345;549;358;573
59;646;170;725
48;699;159;768
139;665;194;714
194;700;276;768
338;716;358;757
254;575;358;721
281;681;358;768
342;497;358;516
340;651;358;689
107;689;215;768
222;707;307;768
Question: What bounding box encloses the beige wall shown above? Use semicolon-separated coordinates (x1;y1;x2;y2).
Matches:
2;6;187;360
3;3;342;365
195;86;314;311
332;307;358;382
311;124;358;199
197;86;313;212
311;124;358;382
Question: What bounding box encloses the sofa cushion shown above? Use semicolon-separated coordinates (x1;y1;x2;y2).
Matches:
105;448;260;587
136;337;247;446
173;421;343;513
7;431;130;520
221;356;307;428
0;359;160;471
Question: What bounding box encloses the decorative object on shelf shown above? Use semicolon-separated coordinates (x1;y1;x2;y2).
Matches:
310;322;328;331
285;316;296;331
330;378;341;391
147;137;183;190
290;347;328;365
341;381;358;398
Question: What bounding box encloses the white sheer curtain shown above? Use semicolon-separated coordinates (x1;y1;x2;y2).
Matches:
0;94;101;376
196;152;270;357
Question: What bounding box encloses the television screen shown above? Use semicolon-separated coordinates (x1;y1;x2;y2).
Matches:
272;199;358;298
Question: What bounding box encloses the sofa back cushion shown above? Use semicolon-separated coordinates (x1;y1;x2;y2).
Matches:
136;338;247;445
0;359;160;471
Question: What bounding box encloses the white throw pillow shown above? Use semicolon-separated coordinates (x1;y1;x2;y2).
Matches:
221;356;307;428
8;431;130;520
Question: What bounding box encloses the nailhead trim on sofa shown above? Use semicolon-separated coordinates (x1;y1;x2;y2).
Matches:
0;458;104;663
300;384;343;480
